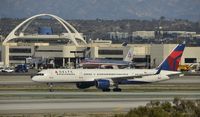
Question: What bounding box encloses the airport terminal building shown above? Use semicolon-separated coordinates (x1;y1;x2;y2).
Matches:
1;14;200;68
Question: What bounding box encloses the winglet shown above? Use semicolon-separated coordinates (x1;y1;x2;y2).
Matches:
155;66;162;74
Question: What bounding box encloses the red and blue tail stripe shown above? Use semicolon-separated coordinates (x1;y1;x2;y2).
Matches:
157;43;185;71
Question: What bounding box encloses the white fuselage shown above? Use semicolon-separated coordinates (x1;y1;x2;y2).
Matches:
32;68;180;83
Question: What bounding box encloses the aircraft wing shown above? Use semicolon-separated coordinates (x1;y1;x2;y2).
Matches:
111;72;160;81
97;68;162;81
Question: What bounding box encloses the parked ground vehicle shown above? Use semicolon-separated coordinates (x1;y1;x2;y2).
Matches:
178;63;200;71
0;67;4;72
15;64;28;72
178;65;191;71
190;63;200;71
2;68;14;73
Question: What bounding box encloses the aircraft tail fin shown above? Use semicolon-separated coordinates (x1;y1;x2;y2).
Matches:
157;42;185;71
124;48;134;62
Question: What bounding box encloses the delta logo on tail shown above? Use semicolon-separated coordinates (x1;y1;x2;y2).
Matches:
158;43;185;71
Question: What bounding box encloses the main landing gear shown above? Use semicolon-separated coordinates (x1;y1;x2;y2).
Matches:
102;88;111;92
113;88;122;92
113;83;122;92
102;84;122;92
102;88;122;92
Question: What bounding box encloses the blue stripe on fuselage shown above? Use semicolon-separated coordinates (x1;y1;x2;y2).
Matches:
119;80;150;84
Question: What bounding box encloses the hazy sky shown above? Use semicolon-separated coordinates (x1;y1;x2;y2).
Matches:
0;0;200;21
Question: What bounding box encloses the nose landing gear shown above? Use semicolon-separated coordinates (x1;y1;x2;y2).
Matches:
113;83;122;92
47;83;54;92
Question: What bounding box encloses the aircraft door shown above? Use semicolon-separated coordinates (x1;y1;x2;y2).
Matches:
48;70;54;80
77;70;84;81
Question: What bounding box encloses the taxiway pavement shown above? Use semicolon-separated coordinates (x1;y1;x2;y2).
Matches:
0;91;200;114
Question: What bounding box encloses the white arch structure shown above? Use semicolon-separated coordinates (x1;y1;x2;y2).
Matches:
3;14;87;46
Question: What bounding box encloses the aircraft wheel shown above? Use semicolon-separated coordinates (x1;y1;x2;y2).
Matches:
102;88;111;92
49;89;54;92
113;88;122;92
47;83;54;92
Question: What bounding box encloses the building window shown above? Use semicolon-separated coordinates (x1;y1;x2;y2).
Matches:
36;50;63;52
9;48;31;53
70;51;84;53
98;50;123;55
133;58;146;62
185;58;197;63
9;56;30;60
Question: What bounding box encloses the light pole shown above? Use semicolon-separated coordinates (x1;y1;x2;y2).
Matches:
74;52;79;68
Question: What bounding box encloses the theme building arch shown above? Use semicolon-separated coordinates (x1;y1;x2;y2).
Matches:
3;14;87;45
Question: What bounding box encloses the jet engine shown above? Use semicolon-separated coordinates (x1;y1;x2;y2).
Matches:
76;82;95;89
95;79;113;90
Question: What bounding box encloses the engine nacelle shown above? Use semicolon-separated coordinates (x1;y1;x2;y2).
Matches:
76;82;95;89
95;79;113;89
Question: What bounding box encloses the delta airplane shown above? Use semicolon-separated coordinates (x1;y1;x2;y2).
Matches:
80;48;134;69
32;43;185;92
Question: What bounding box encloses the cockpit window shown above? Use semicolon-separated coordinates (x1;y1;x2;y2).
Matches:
36;73;44;76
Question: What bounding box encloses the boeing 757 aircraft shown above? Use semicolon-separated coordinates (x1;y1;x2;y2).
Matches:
32;43;185;92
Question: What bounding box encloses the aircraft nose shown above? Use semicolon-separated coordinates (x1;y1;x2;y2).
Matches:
31;76;39;82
